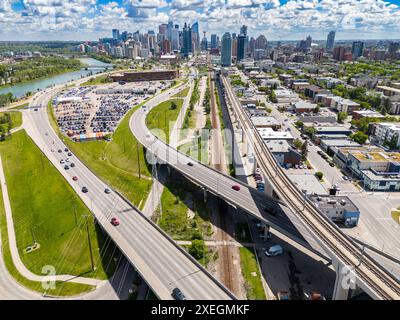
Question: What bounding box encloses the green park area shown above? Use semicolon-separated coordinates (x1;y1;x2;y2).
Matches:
0;111;22;130
157;172;212;241
81;74;112;86
239;247;266;300
146;99;183;144
172;86;190;98
0;130;118;296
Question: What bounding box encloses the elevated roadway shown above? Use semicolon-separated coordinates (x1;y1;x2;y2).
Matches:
22;83;234;300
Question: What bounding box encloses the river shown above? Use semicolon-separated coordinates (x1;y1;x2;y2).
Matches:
0;58;113;98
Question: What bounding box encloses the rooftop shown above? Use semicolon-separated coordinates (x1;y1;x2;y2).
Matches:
309;195;358;212
350;150;400;162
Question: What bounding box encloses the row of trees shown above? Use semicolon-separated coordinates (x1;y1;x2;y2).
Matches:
0;112;14;141
0;56;83;86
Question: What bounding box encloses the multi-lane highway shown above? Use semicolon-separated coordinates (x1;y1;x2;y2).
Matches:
22;83;234;300
221;75;400;300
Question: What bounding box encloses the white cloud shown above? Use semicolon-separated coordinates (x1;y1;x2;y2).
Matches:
0;0;400;40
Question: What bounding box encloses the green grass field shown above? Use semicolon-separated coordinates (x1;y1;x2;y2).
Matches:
0;130;118;282
172;86;190;98
158;173;212;240
0;187;96;296
146;99;183;143
239;247;266;300
0;111;22;129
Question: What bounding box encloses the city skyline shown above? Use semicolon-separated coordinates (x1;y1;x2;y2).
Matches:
1;0;400;41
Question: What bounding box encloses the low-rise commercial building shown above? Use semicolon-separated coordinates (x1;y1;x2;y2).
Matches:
274;89;299;104
309;195;360;227
347;149;400;191
258;127;294;142
251;116;281;130
293;100;318;114
352;110;384;120
264;140;301;167
110;70;179;82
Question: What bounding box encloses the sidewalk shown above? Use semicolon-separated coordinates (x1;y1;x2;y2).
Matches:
0;155;104;287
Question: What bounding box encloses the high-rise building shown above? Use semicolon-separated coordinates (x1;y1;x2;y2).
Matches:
352;41;364;59
255;35;267;50
112;29;120;40
171;27;180;51
191;22;200;52
181;23;192;57
326;31;335;51
240;25;248;36
159;23;168;35
333;46;352;61
201;31;208;51
237;34;246;61
306;35;312;48
221;32;232;67
167;20;174;41
210;34;218;49
232;34;237;58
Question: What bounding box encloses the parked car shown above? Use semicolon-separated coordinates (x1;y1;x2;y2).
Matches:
187;162;194;166
342;175;348;181
58;149;62;153
72;176;78;181
70;163;75;168
171;288;186;300
81;187;88;193
64;165;69;170
104;188;111;194
67;152;72;156
110;217;120;226
60;159;65;164
64;148;69;152
232;185;240;191
264;244;283;257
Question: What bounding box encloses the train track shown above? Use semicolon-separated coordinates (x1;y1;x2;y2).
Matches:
222;75;400;300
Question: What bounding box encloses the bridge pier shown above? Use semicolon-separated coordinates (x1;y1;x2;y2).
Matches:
203;187;207;204
332;259;356;300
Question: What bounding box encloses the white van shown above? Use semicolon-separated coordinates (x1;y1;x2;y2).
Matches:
264;244;283;257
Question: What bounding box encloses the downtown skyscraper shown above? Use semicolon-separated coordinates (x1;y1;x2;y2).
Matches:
326;31;335;51
221;32;232;66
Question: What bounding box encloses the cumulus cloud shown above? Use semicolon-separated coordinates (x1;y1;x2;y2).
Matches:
0;0;400;40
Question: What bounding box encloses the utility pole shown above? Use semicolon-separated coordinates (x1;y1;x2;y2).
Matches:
84;215;95;272
136;141;141;180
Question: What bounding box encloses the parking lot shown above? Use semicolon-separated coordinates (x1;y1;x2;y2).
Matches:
53;81;171;139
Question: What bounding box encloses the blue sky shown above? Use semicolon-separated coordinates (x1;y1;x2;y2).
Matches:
1;1;400;41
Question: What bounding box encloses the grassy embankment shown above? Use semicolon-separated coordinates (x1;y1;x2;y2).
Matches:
0;111;22;129
239;247;267;300
0;130;119;296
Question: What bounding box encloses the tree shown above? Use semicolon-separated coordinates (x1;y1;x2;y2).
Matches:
315;172;323;180
337;112;347;124
265;107;272;113
295;120;304;128
189;239;206;260
268;91;277;103
350;131;368;144
314;105;320;114
293;138;302;150
170;101;177;110
300;141;308;160
384;134;398;150
305;126;316;136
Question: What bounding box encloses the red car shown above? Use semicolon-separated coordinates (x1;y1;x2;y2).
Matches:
232;185;240;191
110;217;120;226
72;176;78;181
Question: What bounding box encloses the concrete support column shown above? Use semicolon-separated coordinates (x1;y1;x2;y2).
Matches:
264;178;274;198
332;259;353;300
203;187;207;204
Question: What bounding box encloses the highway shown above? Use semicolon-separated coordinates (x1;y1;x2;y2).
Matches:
130;84;334;262
221;75;400;300
22;84;234;300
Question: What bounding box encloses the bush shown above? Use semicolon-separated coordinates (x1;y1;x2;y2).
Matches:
189;239;206;260
315;172;323;180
